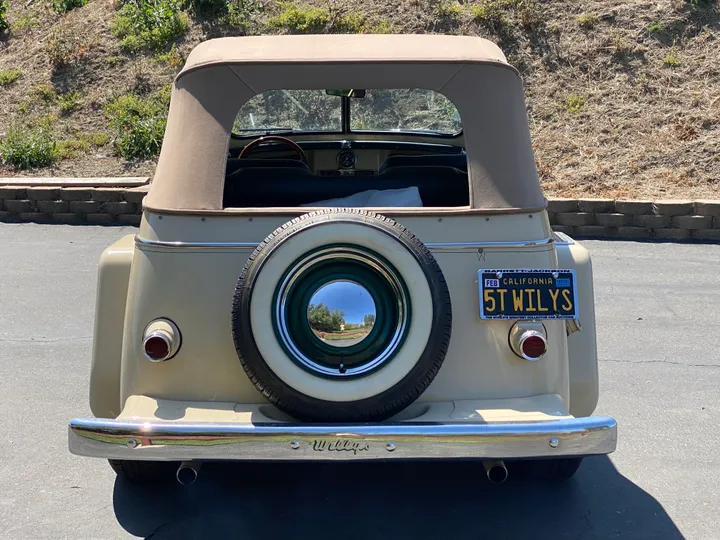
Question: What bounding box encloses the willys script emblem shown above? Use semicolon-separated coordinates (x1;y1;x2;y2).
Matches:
311;439;370;454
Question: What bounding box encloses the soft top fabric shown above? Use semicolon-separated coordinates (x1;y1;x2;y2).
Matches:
145;35;546;214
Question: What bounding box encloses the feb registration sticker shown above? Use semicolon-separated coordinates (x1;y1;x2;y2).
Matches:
478;269;578;320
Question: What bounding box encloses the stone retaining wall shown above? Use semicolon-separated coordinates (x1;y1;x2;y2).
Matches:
0;185;147;226
1;183;719;241
548;198;720;241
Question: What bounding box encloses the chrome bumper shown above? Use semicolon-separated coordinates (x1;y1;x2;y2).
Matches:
68;415;616;461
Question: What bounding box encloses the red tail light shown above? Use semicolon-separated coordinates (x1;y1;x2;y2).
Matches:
509;322;547;361
142;319;181;362
520;334;547;360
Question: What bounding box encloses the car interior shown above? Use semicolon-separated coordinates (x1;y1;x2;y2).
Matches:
222;89;470;208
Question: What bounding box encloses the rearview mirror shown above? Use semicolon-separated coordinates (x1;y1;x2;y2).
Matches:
325;89;366;98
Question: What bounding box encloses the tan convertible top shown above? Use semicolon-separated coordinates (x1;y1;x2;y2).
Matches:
146;35;546;213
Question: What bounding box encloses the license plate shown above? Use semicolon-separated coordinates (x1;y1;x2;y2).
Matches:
478;269;578;320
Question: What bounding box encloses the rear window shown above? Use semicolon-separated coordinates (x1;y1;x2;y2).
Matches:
232;89;461;136
350;89;461;135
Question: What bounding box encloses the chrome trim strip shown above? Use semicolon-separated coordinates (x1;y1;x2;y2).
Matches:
552;231;575;245
135;236;555;252
68;415;616;461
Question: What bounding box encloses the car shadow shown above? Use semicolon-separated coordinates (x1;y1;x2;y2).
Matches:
113;456;682;540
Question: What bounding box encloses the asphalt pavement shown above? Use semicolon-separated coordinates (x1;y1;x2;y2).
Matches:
1;223;719;539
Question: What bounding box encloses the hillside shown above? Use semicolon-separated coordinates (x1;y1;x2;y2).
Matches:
0;0;718;198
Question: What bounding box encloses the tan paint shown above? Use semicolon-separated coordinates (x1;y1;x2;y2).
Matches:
103;210;586;415
89;234;135;418
556;241;599;417
117;393;571;424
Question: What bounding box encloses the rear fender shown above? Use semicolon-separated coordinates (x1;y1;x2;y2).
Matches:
89;234;135;418
555;234;599;417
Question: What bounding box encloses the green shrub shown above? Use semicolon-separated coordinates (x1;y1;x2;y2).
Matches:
0;121;58;169
0;69;22;86
647;21;664;33
268;3;364;33
106;86;170;159
51;0;89;14
112;0;189;52
268;4;330;33
58;91;82;115
370;20;393;34
0;0;9;32
32;84;57;103
226;0;261;30
156;44;184;68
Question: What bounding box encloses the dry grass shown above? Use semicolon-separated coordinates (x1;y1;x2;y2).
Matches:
0;0;718;198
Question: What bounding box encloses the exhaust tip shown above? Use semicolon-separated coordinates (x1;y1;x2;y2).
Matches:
483;460;508;484
176;462;200;485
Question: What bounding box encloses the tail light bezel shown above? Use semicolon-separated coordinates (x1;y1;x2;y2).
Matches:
142;318;181;362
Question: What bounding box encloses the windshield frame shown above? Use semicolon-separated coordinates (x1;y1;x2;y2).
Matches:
231;91;463;140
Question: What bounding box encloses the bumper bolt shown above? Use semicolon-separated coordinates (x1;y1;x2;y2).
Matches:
126;438;139;449
290;440;300;450
386;442;396;452
549;438;559;448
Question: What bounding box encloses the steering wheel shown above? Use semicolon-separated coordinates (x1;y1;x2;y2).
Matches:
238;135;308;164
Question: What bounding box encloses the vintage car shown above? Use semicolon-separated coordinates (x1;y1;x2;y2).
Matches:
68;34;617;485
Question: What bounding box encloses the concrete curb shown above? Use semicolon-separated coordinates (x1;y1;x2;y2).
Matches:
0;182;718;242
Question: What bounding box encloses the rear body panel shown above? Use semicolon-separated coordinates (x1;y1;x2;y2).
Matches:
98;211;597;415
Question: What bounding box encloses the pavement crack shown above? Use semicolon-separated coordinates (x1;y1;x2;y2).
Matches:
602;358;720;368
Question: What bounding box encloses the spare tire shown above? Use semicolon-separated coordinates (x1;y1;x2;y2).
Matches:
232;209;452;422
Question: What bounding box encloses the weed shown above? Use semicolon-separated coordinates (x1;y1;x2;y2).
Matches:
106;55;127;66
515;0;544;30
663;51;681;66
13;12;40;30
46;28;88;67
87;132;110;146
370;20;393;34
647;21;664;33
564;93;586;114
637;73;652;93
334;12;365;33
56;138;90;159
33;84;57;103
112;0;190;52
105;86;170;160
267;4;330;33
471;1;507;30
226;0;262;31
51;0;89;14
611;34;632;56
268;3;364;34
58;91;82;115
577;13;597;29
434;0;462;20
0;121;58;169
0;69;22;86
156;44;184;68
0;0;8;32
